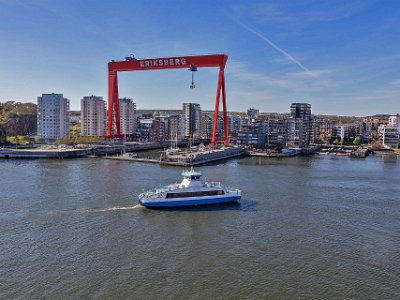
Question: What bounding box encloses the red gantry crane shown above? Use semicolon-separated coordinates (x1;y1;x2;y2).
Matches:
106;54;229;147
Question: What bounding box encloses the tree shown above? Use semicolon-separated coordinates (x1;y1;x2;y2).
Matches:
333;138;340;145
327;133;333;144
353;136;361;146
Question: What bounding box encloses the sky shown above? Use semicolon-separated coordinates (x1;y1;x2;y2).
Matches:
0;0;400;116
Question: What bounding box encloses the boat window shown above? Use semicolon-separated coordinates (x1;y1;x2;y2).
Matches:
166;190;225;198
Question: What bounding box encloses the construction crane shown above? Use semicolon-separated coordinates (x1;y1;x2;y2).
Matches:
105;54;229;147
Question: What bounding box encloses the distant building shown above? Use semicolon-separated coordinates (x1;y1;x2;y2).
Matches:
315;119;337;144
152;114;169;142
237;120;266;148
183;103;201;139
81;95;105;136
137;118;153;142
37;93;69;140
388;113;400;127
288;103;311;147
266;118;288;147
331;123;362;144
69;111;81;125
119;98;136;135
168;114;183;140
247;108;259;123
228;114;242;137
382;125;399;148
201;113;213;139
149;119;162;142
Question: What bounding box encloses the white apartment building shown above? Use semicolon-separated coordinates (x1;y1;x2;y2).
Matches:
119;98;136;135
382;125;400;149
37;93;69;140
388;113;400;127
81;95;106;136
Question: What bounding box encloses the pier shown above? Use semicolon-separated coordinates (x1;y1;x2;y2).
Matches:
0;141;188;159
0;148;91;159
317;146;370;157
105;146;247;166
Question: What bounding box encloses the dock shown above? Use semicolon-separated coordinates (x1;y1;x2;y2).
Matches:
0;141;187;159
161;146;246;166
0;148;91;159
105;146;246;166
318;146;370;157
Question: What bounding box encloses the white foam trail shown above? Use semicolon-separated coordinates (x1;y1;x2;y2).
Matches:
87;205;143;213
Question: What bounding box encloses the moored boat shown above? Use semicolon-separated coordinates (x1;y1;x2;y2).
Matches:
138;168;241;208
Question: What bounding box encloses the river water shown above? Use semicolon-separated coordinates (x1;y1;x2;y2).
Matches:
1;154;399;299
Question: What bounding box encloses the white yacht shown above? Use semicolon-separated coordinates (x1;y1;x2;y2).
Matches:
138;169;241;208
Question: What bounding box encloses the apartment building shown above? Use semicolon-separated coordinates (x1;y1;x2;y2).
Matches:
81;95;105;136
37;93;69;140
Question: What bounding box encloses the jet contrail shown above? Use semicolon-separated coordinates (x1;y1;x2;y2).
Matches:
229;14;316;77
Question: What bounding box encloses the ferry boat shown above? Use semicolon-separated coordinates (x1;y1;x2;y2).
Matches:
138;169;241;208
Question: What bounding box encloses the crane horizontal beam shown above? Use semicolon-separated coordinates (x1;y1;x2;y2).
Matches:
109;54;228;72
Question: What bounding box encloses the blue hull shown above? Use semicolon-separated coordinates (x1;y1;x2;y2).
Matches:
139;195;240;208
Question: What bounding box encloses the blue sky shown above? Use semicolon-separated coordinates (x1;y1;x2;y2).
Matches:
1;0;399;116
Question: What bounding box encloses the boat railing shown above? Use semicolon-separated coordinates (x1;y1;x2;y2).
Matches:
140;191;165;199
229;188;241;194
205;181;222;188
140;183;181;199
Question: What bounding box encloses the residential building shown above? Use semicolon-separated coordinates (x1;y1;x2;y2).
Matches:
137;118;153;142
69;111;81;125
247;108;259;123
266;118;288;146
119;98;136;135
153;114;169;142
81;95;106;136
228;114;242;137
288;103;311;147
183;103;201;139
382;125;399;148
37;93;69;140
201;113;213;139
388;113;400;127
168;114;183;141
332;123;362;144
237;120;266;148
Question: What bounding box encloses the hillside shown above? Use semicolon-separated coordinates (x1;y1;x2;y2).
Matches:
0;101;37;144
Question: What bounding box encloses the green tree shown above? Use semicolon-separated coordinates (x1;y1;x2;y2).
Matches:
353;136;361;146
333;138;340;145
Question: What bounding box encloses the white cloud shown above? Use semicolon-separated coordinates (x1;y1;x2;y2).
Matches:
391;79;400;85
227;60;334;92
231;1;375;27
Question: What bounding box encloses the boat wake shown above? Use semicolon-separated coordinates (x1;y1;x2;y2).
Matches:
87;204;142;213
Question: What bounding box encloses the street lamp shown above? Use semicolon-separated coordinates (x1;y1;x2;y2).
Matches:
14;117;19;149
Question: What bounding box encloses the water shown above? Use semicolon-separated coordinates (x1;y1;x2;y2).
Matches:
1;155;399;299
